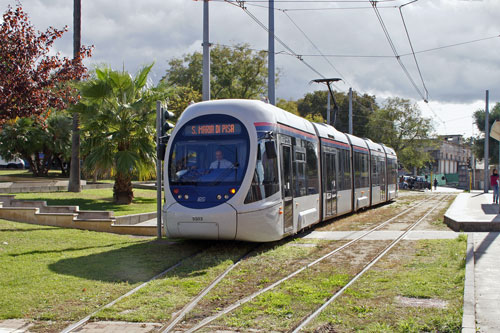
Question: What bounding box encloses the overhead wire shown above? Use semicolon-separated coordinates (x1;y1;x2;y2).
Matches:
369;0;428;102
226;0;327;80
398;0;428;101
280;10;347;88
216;0;467;132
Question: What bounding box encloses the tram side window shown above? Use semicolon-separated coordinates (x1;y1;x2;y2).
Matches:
354;151;369;188
244;139;280;204
371;154;379;187
388;158;398;185
337;148;351;190
379;156;386;187
305;140;319;195
293;150;307;197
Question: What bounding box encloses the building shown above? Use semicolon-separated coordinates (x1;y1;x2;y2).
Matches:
428;135;472;174
425;135;472;188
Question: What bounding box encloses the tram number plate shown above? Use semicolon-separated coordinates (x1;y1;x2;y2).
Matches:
192;216;203;222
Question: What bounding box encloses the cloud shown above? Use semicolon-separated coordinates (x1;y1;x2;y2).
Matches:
1;0;498;131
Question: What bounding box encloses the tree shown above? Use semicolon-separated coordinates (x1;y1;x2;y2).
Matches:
367;97;435;171
0;112;72;176
296;90;376;137
47;113;72;176
472;102;500;165
163;44;270;100
0;4;91;123
276;98;299;115
155;83;201;121
68;0;83;192
74;65;157;204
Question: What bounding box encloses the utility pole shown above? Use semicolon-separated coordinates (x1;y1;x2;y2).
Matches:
202;0;210;101
268;0;275;105
155;101;162;239
348;87;353;134
484;90;489;193
68;0;81;192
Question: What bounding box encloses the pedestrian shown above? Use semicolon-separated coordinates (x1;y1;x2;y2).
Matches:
491;169;499;204
433;178;438;191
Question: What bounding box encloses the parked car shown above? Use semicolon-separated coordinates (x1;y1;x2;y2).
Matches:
399;175;431;190
0;156;25;169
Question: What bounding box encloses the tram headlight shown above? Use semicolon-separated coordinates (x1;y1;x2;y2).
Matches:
229;188;236;194
224;194;229;199
177;194;182;199
184;194;189;200
217;194;222;200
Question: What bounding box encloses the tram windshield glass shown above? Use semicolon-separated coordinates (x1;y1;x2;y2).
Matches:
168;115;249;186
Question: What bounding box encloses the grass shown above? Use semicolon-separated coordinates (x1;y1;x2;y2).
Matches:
0;219;203;331
7;188;159;216
307;236;467;332
94;242;255;322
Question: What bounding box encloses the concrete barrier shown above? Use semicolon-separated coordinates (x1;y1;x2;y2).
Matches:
0;194;157;236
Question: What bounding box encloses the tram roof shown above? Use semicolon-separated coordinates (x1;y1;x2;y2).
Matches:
180;99;316;136
312;123;349;145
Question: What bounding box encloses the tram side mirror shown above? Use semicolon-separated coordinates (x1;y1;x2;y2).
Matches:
265;141;277;159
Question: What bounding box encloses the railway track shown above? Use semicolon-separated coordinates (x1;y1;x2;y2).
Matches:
292;195;450;332
59;194;448;333
173;194;446;332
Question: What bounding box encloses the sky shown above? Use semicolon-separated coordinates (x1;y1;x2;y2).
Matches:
1;0;499;138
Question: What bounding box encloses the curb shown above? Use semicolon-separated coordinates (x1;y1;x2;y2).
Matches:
462;232;475;332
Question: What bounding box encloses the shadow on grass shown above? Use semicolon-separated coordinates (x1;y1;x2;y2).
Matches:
47;239;221;284
9;243;118;257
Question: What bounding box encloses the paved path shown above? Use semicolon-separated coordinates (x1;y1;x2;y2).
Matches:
473;232;500;332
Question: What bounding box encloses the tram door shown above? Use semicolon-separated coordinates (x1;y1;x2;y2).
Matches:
323;150;337;217
281;143;294;233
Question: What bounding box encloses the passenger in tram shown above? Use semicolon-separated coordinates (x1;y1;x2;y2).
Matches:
209;149;233;169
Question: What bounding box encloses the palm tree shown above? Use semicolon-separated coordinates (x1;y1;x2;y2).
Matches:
74;65;157;204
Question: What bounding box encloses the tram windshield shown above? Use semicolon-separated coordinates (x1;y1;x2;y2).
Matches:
168;115;249;186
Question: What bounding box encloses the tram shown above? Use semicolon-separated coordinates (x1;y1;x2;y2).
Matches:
163;99;398;242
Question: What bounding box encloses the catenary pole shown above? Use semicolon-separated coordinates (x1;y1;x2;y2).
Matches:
348;87;353;134
484;90;489;193
268;0;275;105
156;101;162;239
327;93;331;126
202;0;210;101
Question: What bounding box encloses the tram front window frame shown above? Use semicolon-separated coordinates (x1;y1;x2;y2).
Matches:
167;114;250;208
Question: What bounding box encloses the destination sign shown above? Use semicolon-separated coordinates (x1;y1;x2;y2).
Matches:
185;123;242;136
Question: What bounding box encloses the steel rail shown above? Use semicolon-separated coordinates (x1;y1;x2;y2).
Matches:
185;194;441;332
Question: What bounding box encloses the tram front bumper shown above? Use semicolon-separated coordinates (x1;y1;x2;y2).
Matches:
164;203;237;240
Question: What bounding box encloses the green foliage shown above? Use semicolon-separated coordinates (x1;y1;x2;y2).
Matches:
368;97;435;171
472;102;500;164
163;44;270;100
73;65;158;204
297;90;376;138
155;83;201;120
276;98;299;115
0;113;72;176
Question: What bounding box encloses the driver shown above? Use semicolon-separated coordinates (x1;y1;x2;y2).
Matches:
209;149;233;169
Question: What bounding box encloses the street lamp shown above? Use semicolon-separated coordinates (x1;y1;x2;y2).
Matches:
311;78;342;126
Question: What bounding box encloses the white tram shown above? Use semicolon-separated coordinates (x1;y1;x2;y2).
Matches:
164;99;398;242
